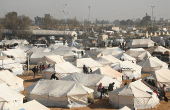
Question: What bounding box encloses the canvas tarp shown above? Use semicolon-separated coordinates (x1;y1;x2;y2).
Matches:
111;61;142;79
96;49;122;56
37;55;66;67
127;39;154;48
109;79;159;109
119;106;131;110
75;58;102;71
2;48;27;63
125;48;151;61
84;51;102;59
149;46;170;54
61;73;121;98
116;53;136;63
0;83;24;110
92;66;123;83
0;70;24;92
10;100;50;110
68;42;83;49
137;57;168;72
42;62;82;79
26;79;94;108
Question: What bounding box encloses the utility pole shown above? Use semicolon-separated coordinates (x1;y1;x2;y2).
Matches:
151;6;155;32
146;13;148;38
63;4;68;44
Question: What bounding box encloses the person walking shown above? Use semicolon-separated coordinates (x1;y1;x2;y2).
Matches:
39;64;42;72
32;66;36;78
98;83;104;99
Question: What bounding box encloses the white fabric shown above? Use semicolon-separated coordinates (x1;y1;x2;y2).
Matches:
116;53;136;63
75;58;102;71
109;79;159;109
61;73;121;98
150;46;170;54
92;66;123;83
0;83;24;110
68;42;83;49
137;57;168;72
84;51;102;59
0;70;24;92
42;62;82;79
37;55;66;67
97;48;122;56
127;39;154;48
0;39;29;45
111;61;142;79
26;79;93;108
119;106;131;110
0;58;23;75
2;48;27;63
125;48;151;61
10;100;50;110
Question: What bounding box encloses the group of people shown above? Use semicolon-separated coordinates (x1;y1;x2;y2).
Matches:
144;79;156;87
83;65;92;74
32;64;46;78
97;82;115;99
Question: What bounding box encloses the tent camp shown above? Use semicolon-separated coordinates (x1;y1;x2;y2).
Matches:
109;79;159;109
68;41;83;49
92;66;123;83
26;79;94;108
152;68;170;90
42;62;82;79
0;58;24;75
125;48;151;61
0;83;24;110
1;48;27;63
111;61;142;79
0;39;29;45
137;57;168;72
116;53;136;63
74;58;102;71
61;73;121;98
0;70;24;92
94;57;113;66
37;55;66;67
10;100;50;110
127;39;154;48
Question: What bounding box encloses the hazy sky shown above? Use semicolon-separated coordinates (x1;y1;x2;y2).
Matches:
0;0;169;21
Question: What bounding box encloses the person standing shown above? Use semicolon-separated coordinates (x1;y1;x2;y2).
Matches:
98;83;104;99
42;64;45;70
32;66;36;78
39;64;42;72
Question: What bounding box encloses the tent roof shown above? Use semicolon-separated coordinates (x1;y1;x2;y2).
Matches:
127;39;154;47
92;66;123;79
10;100;50;110
43;62;81;74
152;68;170;83
110;79;153;97
26;79;94;97
119;106;131;110
75;58;102;68
0;83;24;102
42;55;66;64
0;70;23;87
97;49;122;56
68;41;83;49
151;46;170;54
85;51;102;58
116;53;136;61
101;55;121;64
61;73;121;87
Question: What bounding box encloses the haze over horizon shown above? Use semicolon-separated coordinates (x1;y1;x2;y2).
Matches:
0;0;169;21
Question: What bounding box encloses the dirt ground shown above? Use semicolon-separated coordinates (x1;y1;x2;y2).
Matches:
19;71;170;110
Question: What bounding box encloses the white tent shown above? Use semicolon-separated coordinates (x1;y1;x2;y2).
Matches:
17;44;33;53
68;41;83;49
125;48;151;61
9;100;50;110
61;73;121;98
2;48;27;63
92;66;123;83
96;48;122;56
116;53;136;63
127;39;154;48
84;51;102;59
37;55;66;67
75;58;102;71
26;79;94;108
0;58;24;75
42;62;82;79
137;57;168;72
152;68;170;90
109;79;159;109
111;61;142;79
0;70;24;92
119;106;131;110
149;46;170;54
0;83;24;110
0;39;29;45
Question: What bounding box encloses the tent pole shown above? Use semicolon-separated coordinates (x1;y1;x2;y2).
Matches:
28;55;29;74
